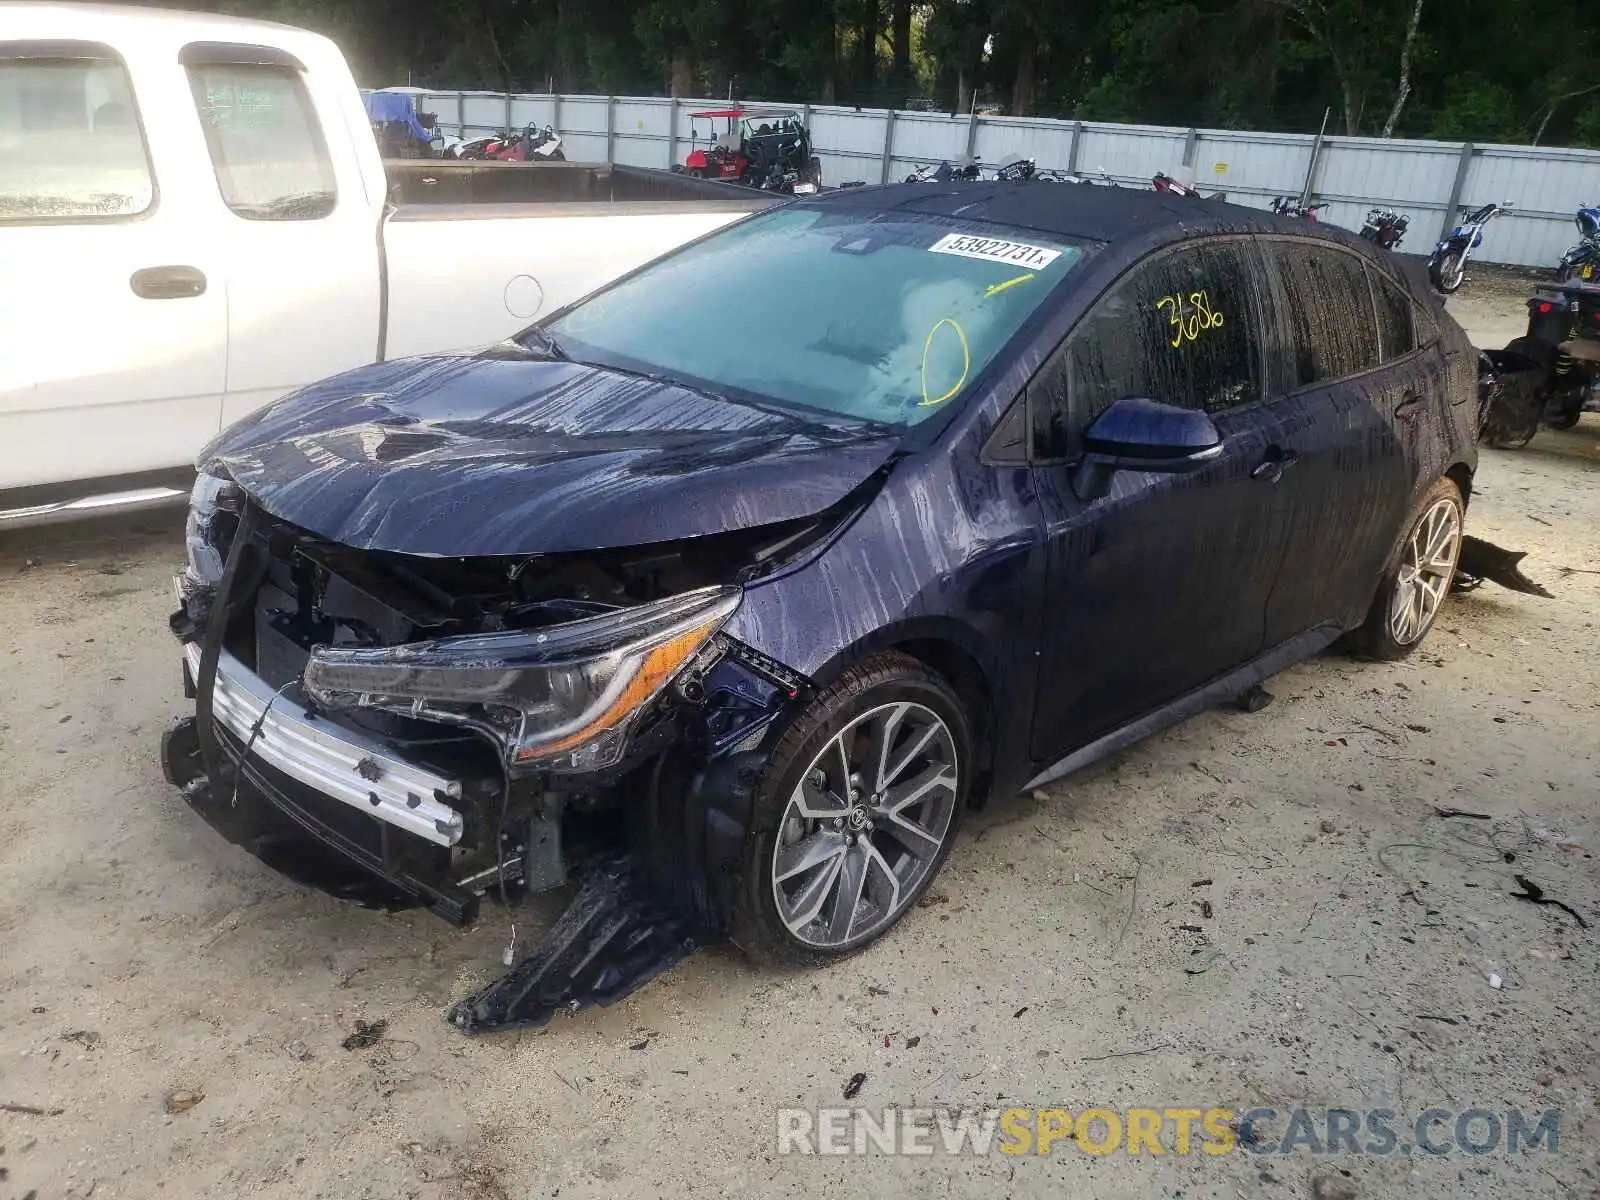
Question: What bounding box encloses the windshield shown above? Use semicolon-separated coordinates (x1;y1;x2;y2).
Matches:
535;206;1091;427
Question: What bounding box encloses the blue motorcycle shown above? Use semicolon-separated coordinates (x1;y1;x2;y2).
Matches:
1427;200;1513;294
1556;202;1600;282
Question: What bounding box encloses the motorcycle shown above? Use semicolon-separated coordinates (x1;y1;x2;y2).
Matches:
904;158;983;183
1270;195;1328;220
1359;208;1409;250
1489;281;1600;438
1427;201;1512;294
1555;202;1600;282
1153;171;1227;201
462;124;565;163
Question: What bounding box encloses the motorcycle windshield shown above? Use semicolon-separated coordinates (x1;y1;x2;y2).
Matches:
535;206;1094;428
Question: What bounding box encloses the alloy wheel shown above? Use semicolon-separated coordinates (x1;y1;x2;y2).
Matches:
1389;497;1462;645
771;701;959;949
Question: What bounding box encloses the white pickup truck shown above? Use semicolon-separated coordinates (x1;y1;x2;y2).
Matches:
0;3;774;526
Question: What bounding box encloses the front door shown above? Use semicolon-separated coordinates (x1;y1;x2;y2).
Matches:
180;45;381;428
0;41;226;490
1027;238;1301;761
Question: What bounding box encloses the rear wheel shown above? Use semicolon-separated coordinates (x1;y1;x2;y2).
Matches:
731;654;970;967
1348;478;1465;660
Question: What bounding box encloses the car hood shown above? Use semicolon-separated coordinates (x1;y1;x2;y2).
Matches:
204;350;901;557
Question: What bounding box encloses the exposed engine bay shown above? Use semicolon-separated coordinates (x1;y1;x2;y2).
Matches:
163;470;848;1033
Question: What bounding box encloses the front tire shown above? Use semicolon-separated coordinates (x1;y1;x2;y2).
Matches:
1349;478;1465;660
1431;250;1466;293
730;653;970;967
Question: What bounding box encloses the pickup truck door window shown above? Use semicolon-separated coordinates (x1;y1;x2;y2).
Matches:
187;63;336;220
182;51;378;426
1026;239;1294;762
0;43;226;491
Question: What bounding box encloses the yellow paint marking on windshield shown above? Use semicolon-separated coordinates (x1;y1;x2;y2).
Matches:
919;318;971;408
984;273;1034;298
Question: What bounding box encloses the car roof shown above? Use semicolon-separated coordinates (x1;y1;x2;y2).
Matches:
809;180;1377;258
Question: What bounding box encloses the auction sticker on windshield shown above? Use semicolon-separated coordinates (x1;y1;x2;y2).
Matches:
929;233;1062;269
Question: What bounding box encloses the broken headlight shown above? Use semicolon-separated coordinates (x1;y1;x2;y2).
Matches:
183;467;242;590
301;586;742;774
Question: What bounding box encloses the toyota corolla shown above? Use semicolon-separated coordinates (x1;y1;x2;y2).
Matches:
165;182;1490;1031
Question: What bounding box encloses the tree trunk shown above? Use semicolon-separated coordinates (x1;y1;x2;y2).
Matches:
854;6;877;98
1011;39;1036;117
890;0;912;97
1341;75;1361;135
670;47;693;98
956;65;971;117
1379;0;1423;137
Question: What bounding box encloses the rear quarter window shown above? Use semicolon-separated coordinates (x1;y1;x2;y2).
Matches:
1369;265;1416;361
0;48;153;222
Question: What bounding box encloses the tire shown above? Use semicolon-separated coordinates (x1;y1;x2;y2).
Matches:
730;653;971;967
1430;250;1465;294
1348;477;1465;660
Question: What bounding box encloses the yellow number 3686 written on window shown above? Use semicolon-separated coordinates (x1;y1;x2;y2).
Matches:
1155;290;1225;347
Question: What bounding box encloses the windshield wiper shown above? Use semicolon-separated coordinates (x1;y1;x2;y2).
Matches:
521;326;569;361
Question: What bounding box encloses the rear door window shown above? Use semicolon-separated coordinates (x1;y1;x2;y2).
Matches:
1369;266;1416;361
1033;239;1271;458
0;46;153;221
185;60;335;220
1266;242;1381;389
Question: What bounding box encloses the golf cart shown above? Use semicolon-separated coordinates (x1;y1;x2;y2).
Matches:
680;107;821;193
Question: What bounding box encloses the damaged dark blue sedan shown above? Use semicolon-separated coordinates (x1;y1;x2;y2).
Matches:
165;182;1484;1031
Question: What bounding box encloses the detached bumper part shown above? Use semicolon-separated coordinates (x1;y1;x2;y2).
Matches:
183;643;465;847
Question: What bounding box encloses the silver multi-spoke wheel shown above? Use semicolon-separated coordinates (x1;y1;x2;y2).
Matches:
1388;496;1462;645
771;701;959;949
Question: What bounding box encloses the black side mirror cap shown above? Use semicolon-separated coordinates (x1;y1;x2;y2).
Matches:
1071;396;1222;501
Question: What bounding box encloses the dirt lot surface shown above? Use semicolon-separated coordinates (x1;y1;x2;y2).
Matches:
2;296;1597;1200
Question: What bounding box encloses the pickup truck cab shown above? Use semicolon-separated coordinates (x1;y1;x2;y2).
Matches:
0;3;774;525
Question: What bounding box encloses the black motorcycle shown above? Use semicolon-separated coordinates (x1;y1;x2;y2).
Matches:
1359;208;1409;250
1484;282;1600;441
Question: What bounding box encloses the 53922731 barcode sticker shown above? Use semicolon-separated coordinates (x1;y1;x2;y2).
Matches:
928;233;1062;269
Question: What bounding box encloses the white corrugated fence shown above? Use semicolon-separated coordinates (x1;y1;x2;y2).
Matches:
397;89;1600;269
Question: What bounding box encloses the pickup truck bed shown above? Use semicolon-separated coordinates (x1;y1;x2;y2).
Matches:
380;161;774;363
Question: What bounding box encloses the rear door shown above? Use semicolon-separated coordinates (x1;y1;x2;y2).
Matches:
1256;240;1416;644
1026;237;1296;760
0;39;226;490
179;42;381;427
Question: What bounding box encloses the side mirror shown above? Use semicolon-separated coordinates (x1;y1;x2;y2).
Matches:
1071;396;1223;501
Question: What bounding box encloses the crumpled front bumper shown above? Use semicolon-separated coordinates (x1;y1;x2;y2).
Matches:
182;640;465;848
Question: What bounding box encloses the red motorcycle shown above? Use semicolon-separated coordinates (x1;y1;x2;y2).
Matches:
1152;171;1227;201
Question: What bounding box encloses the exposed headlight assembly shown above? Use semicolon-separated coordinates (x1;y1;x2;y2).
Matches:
302;586;742;774
183;467;242;590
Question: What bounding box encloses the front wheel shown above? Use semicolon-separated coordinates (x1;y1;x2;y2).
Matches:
1348;478;1465;660
730;653;970;967
1430;249;1466;293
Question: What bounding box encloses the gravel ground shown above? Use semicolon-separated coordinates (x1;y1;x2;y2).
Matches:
1;296;1596;1200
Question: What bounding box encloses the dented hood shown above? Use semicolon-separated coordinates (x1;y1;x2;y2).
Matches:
204;351;900;557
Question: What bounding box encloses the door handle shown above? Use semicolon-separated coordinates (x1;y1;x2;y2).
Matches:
1394;393;1424;421
1250;447;1299;484
130;265;206;300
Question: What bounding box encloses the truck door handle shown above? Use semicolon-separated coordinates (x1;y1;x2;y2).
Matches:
130;266;207;300
1394;393;1424;421
1250;447;1299;484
